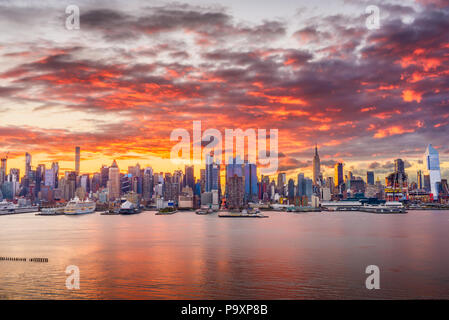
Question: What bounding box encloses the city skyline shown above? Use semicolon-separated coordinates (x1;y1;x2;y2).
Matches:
0;0;448;182
1;143;446;186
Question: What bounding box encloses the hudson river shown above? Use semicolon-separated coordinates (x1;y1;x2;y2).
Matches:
1;210;449;299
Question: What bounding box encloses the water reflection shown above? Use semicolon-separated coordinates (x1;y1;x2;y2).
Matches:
1;210;449;299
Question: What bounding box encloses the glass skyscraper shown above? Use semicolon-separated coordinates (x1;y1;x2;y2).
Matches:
424;144;441;200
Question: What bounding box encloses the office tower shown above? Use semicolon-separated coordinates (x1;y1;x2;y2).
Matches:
44;168;56;188
417;170;423;189
35;164;45;195
394;159;405;175
367;171;374;185
226;156;243;187
0;156;6;184
100;165;109;187
305;178;313;200
423;174;431;192
205;154;220;192
108;160;120;200
297;173;305;196
25;152;32;178
142;167;154;201
75;146;80;175
244;163;258;203
91;173;101;193
334;163;344;187
277;172;286;196
128;163;141;177
288;179;295;201
163;174;179;203
52;162;59;188
184;165;195;190
9;168;20;182
200;169;206;192
80;174;90;193
424;144;441;200
227;175;243;209
386;158;408;187
63;171;77;200
121;174;131;194
312;144;321;185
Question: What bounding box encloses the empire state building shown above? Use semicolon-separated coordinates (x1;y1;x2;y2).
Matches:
312;144;321;185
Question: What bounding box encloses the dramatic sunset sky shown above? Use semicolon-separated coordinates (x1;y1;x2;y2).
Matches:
0;0;448;181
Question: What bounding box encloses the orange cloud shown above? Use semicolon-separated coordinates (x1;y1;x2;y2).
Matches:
373;126;414;138
402;89;422;103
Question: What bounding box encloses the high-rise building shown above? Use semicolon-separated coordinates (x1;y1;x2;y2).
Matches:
277;172;286;196
244;163;258;203
423;174;431;192
288;178;295;201
142;167;154;201
424;144;441;200
100;165;109;188
312;144;321;185
52;162;59;188
205;154;220;192
386;158;408;188
334;163;344;187
184;165;195;190
25;152;32;178
394;159;405;176
366;171;374;185
200;169;206;193
44;168;56;188
226;175;244;209
75;146;80;175
417;170;423;189
0;156;6;184
297;173;305;196
108;160;120;200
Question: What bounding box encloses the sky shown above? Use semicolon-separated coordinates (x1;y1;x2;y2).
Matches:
0;0;448;182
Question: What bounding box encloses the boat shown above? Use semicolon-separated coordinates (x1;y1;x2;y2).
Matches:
14;203;39;214
195;208;214;215
156;207;177;215
359;202;407;214
0;200;39;215
37;206;65;216
218;208;268;218
287;206;321;213
0;200;15;215
119;200;141;215
64;197;96;215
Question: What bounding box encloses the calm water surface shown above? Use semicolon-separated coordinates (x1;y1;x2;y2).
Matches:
1;210;449;299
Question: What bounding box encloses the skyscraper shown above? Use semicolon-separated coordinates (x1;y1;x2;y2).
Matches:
75;146;80;175
297;173;305;196
25;152;32;178
244;163;258;203
277;172;286;196
184;165;195;190
334;163;343;188
226;175;243;209
312;144;320;185
205;154;220;193
0;156;6;184
108;160;120;200
424;144;441;200
366;171;374;185
52;162;59;188
417;170;423;189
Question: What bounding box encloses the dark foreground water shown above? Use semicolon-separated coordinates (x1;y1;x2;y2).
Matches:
1;210;449;299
